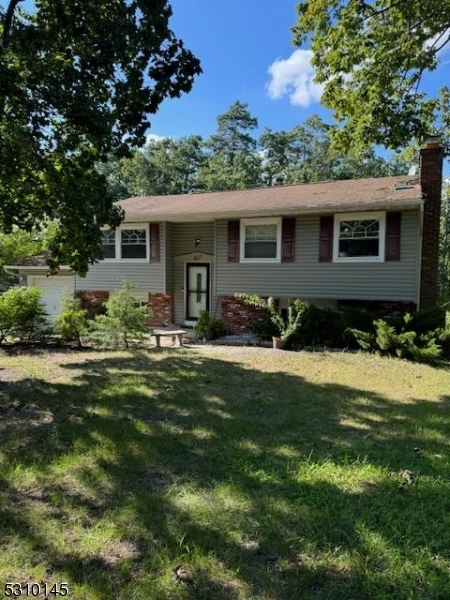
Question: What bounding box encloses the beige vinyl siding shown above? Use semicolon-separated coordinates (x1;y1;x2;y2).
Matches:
74;222;165;298
215;210;420;302
172;222;215;324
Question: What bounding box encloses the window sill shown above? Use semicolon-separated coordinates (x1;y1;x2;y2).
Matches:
240;258;281;264
333;256;385;263
101;258;150;263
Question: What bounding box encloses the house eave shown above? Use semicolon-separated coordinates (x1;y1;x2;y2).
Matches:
122;198;423;223
4;265;72;273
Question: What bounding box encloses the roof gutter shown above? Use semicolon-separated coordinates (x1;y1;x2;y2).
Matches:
3;265;71;272
123;198;424;223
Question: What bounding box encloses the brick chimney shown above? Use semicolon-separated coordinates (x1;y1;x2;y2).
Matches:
419;135;443;310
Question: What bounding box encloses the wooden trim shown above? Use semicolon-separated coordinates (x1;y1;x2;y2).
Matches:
319;216;333;262
385;212;401;261
149;223;160;262
281;218;296;262
227;220;240;262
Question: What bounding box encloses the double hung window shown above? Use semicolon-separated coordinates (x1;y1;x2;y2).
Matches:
334;212;385;262
240;218;281;262
101;225;149;261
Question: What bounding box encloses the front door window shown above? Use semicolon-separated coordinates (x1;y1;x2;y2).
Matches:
186;263;209;319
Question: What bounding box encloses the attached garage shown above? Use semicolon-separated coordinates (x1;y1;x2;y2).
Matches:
29;276;75;317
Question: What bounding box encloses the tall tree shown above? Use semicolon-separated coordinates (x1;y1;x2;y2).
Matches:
260;115;409;185
200;101;262;190
293;0;450;152
144;135;205;195
0;0;201;274
440;180;450;299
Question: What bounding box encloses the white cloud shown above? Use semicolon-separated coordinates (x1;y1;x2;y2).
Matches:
145;133;170;145
424;28;450;54
266;49;323;107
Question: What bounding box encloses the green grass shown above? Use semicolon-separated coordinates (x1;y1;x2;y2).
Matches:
0;345;450;599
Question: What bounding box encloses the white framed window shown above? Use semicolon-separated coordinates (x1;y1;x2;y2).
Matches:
240;218;281;263
101;224;150;261
333;212;386;262
101;229;116;259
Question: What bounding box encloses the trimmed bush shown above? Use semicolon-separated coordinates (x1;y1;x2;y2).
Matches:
194;310;225;340
0;286;47;343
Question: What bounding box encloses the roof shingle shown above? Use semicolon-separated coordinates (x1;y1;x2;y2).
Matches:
118;176;422;221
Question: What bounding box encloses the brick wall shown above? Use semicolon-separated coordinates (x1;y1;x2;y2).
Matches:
220;296;272;334
75;290;109;317
148;293;174;327
420;140;444;310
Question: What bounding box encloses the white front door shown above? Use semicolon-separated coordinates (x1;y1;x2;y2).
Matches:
186;263;210;320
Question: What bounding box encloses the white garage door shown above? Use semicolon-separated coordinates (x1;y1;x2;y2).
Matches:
29;276;75;317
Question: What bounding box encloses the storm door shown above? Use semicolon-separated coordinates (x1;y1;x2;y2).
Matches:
186;263;210;320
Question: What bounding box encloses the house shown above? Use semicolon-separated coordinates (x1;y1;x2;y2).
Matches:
6;138;443;332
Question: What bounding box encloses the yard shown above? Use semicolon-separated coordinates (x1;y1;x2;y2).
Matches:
0;345;449;599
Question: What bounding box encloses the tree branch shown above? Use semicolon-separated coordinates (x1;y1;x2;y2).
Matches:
2;0;25;49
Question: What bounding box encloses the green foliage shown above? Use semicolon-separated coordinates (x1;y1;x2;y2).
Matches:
197;101;262;191
89;281;150;348
293;0;450;152
439;182;450;300
54;295;88;347
350;314;443;362
0;225;57;290
193;310;225;341
0;286;47;343
248;312;280;342
0;1;201;273
236;294;308;344
104;108;411;198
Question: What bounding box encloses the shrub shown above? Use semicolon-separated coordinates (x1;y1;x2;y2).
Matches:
288;305;345;349
193;310;225;341
54;295;88;347
89;281;150;348
236;294;308;345
249;312;279;342
0;286;47;343
349;313;443;362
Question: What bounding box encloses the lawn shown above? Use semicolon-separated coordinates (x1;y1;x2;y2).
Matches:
0;345;449;599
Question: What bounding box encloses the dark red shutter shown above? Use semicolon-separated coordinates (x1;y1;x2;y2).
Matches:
228;220;240;262
385;212;401;261
149;223;160;262
281;218;296;262
319;216;333;262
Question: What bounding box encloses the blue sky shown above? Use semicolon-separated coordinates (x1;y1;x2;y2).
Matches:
148;0;326;140
149;0;450;150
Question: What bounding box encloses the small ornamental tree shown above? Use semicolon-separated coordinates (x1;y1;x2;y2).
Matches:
90;281;150;348
0;286;47;343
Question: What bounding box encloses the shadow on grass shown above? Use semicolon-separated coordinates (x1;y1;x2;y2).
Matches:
0;349;449;599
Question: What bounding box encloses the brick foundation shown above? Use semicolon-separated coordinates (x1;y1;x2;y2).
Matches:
75;290;109;317
148;293;174;326
220;296;272;334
